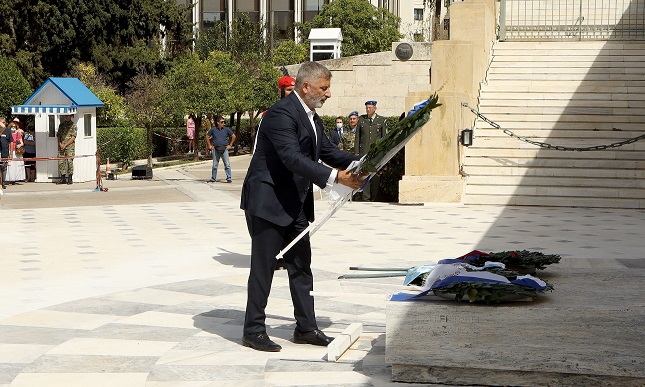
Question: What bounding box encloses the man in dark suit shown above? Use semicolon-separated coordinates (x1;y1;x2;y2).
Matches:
240;61;363;352
329;116;344;148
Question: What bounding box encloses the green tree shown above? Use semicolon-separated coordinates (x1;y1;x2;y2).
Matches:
234;53;281;153
272;39;309;66
194;16;281;154
0;0;193;90
162;52;235;160
297;0;402;57
0;56;32;117
68;63;128;127
125;73;166;167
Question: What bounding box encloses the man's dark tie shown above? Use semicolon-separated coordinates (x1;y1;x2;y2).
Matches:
313;113;321;144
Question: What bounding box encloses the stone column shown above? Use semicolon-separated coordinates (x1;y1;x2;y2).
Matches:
399;0;496;203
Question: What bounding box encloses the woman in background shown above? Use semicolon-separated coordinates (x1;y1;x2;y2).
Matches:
186;113;196;154
6;121;25;183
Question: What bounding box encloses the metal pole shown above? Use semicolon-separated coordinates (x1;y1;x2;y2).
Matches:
499;0;507;40
579;0;583;40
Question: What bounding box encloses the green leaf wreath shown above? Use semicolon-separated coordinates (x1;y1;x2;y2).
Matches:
470;250;562;272
433;280;554;304
352;93;441;173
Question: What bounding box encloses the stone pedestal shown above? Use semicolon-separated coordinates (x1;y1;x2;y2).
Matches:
385;268;645;386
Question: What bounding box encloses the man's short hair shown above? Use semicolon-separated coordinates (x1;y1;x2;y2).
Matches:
295;62;332;89
335;116;343;121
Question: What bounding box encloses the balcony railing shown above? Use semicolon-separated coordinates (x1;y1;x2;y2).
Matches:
499;0;645;40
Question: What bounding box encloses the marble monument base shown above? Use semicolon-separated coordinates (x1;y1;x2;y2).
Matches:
385;267;645;386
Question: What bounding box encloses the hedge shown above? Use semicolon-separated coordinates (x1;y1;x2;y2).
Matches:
98;114;406;202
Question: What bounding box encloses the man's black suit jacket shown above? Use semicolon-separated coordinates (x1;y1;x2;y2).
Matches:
329;128;341;147
241;92;359;227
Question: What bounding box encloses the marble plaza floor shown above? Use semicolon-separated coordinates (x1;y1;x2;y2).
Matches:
1;155;643;386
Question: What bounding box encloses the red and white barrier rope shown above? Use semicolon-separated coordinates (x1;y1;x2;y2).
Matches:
154;132;190;143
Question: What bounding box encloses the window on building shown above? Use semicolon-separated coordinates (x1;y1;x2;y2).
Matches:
84;114;92;137
175;0;194;25
414;8;424;21
303;0;328;23
270;0;294;40
203;0;227;28
234;0;260;23
48;115;56;137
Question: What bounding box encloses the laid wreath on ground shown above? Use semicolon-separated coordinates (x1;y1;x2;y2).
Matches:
462;250;561;273
432;278;554;304
394;252;555;303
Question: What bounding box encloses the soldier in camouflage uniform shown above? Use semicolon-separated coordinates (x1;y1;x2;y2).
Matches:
57;114;77;185
339;111;358;152
354;101;387;201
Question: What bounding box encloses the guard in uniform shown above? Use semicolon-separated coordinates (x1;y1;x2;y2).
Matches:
340;111;358;152
354;100;387;201
57;114;77;185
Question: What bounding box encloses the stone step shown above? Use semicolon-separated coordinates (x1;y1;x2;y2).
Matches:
493;48;645;57
479;91;645;100
462;165;645;179
481;82;645;92
487;72;645;81
472;113;645;123
473;121;645;131
466;175;643;188
465;142;644;153
493;41;645;50
464;148;645;161
492;54;645;62
466;139;644;153
489;60;645;68
487;66;645;74
462;194;644;208
478;99;645;108
463;184;645;199
463;157;643;169
477;105;645;117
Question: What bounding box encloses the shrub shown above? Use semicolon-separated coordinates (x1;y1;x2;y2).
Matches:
97;127;147;169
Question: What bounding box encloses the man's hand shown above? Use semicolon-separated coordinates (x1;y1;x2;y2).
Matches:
336;169;366;190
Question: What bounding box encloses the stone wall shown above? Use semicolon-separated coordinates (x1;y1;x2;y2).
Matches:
284;42;432;118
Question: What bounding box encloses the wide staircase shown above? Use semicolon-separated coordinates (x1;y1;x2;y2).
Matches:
462;41;645;209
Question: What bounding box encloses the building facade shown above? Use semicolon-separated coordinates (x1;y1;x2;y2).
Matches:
176;0;436;43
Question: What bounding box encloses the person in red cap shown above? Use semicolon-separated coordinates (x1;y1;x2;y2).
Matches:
277;75;296;98
254;75;297;153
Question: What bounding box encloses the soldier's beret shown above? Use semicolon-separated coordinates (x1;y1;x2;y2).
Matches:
365;100;377;106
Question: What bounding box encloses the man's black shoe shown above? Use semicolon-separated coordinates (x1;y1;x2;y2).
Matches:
242;332;281;352
293;329;334;346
